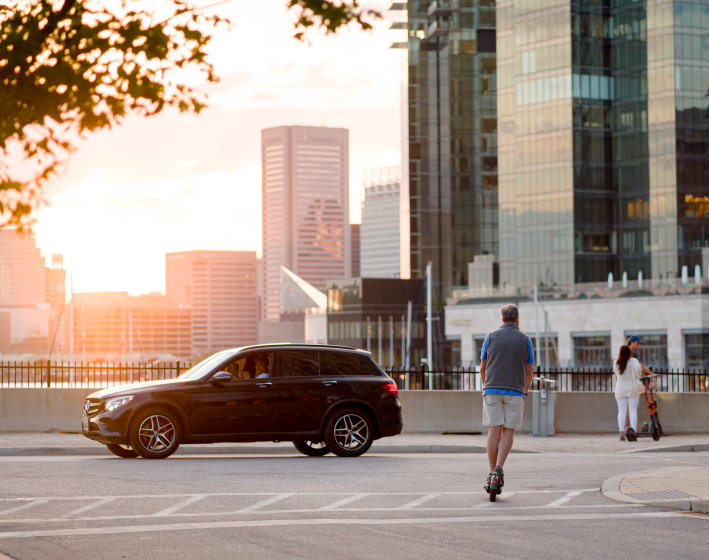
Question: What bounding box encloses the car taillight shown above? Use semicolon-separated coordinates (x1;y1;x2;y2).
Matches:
382;383;398;395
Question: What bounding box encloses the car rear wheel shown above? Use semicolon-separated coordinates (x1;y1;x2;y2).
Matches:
293;441;331;457
324;407;374;458
106;444;138;459
129;408;181;459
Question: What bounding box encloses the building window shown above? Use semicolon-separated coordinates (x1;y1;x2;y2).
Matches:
573;335;611;367
685;333;709;369
473;335;487;365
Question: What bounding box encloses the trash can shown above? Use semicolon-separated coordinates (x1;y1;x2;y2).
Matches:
532;376;555;437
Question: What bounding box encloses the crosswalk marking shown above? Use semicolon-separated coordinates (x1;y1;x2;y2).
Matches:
153;495;208;516
319;494;368;510
546;491;586;508
60;498;117;519
0;489;600;502
238;493;294;512
0;500;49;517
396;494;441;510
0;511;692;540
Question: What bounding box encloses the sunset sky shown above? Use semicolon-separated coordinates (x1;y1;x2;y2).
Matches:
31;0;402;296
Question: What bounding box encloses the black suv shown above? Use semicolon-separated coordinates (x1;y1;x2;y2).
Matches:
82;344;402;459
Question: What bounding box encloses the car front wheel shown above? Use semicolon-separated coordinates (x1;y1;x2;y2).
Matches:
129;408;181;459
106;444;138;458
324;408;374;458
293;441;331;457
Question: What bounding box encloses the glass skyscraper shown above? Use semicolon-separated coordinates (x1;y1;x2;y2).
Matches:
400;0;499;297
497;0;709;289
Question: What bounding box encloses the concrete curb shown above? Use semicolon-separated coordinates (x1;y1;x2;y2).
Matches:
0;444;537;456
624;443;709;453
602;469;709;512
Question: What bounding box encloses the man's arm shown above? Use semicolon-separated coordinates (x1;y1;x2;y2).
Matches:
524;363;533;395
480;360;486;388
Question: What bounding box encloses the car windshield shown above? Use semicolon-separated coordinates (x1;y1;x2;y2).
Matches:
178;351;234;380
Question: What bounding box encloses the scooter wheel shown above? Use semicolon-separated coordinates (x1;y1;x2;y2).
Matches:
625;428;637;442
652;426;661;441
489;476;498;502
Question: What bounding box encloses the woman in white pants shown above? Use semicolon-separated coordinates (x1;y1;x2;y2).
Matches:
614;345;643;441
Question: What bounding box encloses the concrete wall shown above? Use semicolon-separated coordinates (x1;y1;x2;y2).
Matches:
0;389;94;432
399;391;709;435
0;389;706;434
399;391;533;434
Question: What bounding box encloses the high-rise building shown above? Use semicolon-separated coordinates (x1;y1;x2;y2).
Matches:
351;223;361;278
71;292;192;361
0;230;65;356
261;125;351;323
497;0;709;288
166;251;258;356
361;166;402;278
0;230;47;307
398;1;499;297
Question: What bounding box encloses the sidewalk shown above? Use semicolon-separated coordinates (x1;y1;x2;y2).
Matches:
0;432;708;456
603;467;709;513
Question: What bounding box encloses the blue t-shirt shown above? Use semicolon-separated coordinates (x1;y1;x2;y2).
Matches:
480;333;534;397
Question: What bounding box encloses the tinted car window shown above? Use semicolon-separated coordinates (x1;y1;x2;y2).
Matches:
281;351;320;377
219;352;273;380
321;352;377;376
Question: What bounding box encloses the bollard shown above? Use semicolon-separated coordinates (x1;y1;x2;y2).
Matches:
532;375;556;437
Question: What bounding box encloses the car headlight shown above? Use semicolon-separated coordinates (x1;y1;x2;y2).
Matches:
105;396;134;412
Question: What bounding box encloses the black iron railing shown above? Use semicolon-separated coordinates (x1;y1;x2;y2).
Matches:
385;366;709;393
0;362;190;388
0;362;707;392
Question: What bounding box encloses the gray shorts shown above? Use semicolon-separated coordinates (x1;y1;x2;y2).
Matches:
483;394;524;430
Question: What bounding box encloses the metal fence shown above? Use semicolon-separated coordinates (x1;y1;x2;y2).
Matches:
386;366;709;393
0;362;707;392
0;362;191;388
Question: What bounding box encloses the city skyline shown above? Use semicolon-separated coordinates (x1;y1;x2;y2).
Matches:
25;0;398;297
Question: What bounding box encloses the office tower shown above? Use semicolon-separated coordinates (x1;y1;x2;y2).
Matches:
361;166;402;278
166;251;258;356
398;1;499;297
71;292;192;360
261;125;351;323
0;230;64;355
497;0;709;288
351;223;361;278
0;230;46;306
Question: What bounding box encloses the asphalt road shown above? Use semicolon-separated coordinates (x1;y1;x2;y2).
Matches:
1;450;708;560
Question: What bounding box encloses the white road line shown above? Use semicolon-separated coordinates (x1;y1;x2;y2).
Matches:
0;489;600;502
238;494;294;512
0;503;645;525
0;512;693;539
60;498;117;519
153;495;208;517
0;500;49;517
319;494;369;510
545;491;586;508
396;494;441;510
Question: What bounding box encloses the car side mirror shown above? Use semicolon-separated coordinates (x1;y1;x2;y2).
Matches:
211;371;231;385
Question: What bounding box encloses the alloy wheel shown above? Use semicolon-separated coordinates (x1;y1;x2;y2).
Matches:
333;414;369;451
138;414;176;453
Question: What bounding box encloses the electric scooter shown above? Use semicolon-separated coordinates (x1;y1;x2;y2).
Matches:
625;374;663;442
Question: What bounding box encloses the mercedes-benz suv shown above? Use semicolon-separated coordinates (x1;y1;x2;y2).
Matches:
82;344;403;459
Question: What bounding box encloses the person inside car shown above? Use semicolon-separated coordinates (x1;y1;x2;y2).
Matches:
254;357;269;378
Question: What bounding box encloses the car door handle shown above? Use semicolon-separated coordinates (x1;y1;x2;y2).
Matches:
257;382;272;387
322;380;337;385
